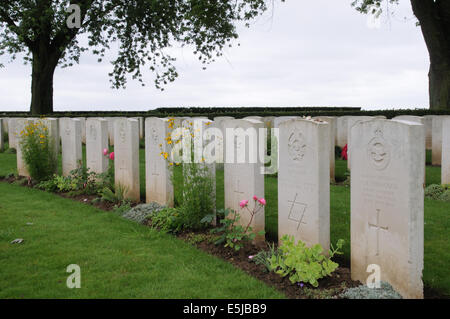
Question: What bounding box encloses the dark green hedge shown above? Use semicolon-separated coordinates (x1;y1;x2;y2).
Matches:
1;107;449;119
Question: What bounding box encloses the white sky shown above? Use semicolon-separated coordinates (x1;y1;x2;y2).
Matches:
0;0;429;112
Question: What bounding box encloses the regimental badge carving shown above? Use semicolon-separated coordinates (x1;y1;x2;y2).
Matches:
288;129;307;162
367;127;390;170
119;122;126;143
65;125;71;136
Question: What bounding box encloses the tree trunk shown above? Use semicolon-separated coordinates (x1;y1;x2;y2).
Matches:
411;0;450;110
30;51;57;115
429;61;450;109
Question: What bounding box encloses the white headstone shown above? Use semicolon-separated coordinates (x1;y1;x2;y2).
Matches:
86;118;109;175
8;118;20;149
224;119;265;242
347;116;375;169
60;118;82;176
336;116;353;148
107;117;126;146
74;117;86;144
114;118;140;202
351;119;424;299
0;118;8;134
243;116;264;122
138;117;144;140
145;117;174;206
43;118;60;156
313;116;336;182
432;116;450;166
274;116;299;128
423;115;435;150
278;118;330;249
214;117;235;169
392;115;424;124
442;117;450;184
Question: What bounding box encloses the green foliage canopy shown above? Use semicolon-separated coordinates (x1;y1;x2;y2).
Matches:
0;0;276;90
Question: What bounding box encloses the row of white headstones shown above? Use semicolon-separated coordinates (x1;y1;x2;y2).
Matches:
1;115;449;299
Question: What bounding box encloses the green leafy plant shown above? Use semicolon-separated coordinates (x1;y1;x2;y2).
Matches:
147;207;183;233
425;184;445;200
251;242;280;272
19;120;57;182
178;163;216;230
112;201;132;216
425;184;450;202
204;196;266;251
100;183;129;204
269;235;344;287
160;118;216;231
36;175;59;192
185;233;210;245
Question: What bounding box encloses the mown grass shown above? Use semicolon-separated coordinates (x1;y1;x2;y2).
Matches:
0;182;284;298
1;142;449;297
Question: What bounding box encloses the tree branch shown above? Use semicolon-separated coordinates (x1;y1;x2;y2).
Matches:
0;8;35;49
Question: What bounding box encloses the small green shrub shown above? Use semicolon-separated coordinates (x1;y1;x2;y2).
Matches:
100;183;128;204
120;202;165;224
147;207;183;233
19;120;57;182
425;184;445;200
439;189;450;202
340;281;402;299
36;162;114;197
36;176;59;192
112;201;132;216
178;163;215;230
185;233;210;245
269;235;344;287
251;242;280;272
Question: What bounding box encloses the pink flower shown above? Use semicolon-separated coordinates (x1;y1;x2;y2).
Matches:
103;148;109;156
258;198;266;206
239;200;249;208
109;152;115;161
248;255;254;260
253;195;258;201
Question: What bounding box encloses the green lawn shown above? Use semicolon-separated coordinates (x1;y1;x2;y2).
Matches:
0;182;284;298
0;144;449;297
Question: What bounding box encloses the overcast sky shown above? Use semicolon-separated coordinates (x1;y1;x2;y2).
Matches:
0;0;429;112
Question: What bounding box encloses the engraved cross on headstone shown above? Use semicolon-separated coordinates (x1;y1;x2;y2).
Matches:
288;193;308;230
368;209;389;257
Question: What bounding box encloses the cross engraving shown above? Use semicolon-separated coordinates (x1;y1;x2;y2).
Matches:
368;209;389;257
287;193;308;230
